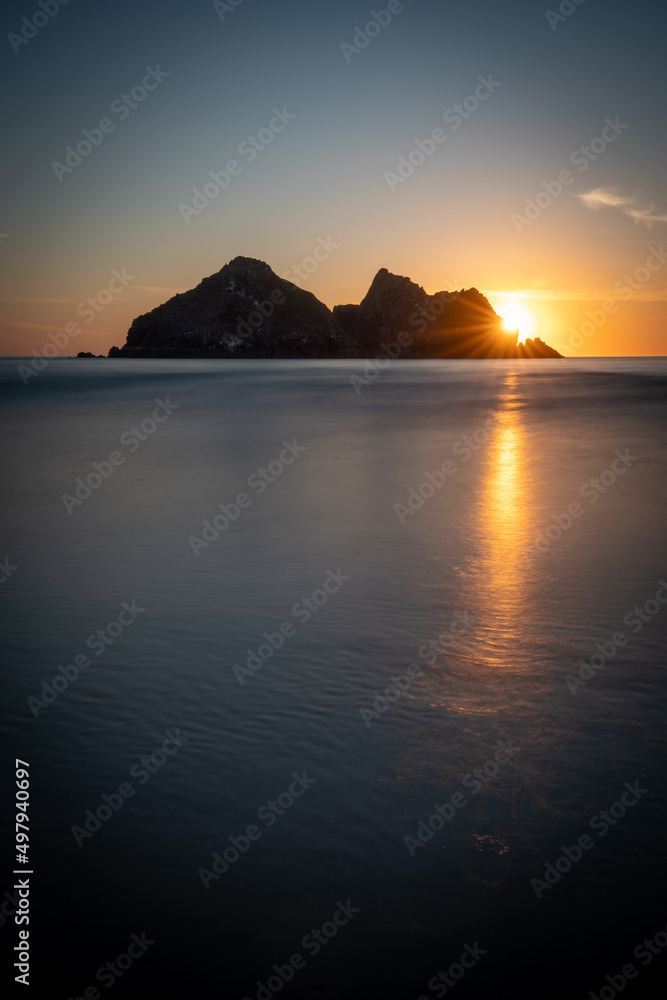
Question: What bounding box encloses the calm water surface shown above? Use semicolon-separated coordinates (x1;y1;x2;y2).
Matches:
1;358;666;998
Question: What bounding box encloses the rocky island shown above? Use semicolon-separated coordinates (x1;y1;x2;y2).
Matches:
109;257;562;359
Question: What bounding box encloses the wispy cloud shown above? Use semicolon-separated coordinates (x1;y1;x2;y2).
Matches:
8;321;74;331
578;188;667;226
578;189;634;210
7;321;108;335
0;286;181;305
0;297;78;304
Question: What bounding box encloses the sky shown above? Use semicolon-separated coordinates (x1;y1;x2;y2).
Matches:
1;0;666;357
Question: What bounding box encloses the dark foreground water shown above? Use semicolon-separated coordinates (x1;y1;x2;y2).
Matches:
1;358;666;999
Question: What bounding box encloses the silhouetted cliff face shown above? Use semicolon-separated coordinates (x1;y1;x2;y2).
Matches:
110;258;563;359
332;268;433;350
112;257;359;359
332;268;523;358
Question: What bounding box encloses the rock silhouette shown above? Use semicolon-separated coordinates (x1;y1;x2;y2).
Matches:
109;257;563;359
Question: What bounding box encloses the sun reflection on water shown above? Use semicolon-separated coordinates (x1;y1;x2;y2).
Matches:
480;375;529;625
395;373;559;791
453;372;538;696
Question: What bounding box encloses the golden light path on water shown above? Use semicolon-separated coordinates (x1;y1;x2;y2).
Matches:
401;374;545;803
480;373;529;631
454;372;538;710
442;373;568;852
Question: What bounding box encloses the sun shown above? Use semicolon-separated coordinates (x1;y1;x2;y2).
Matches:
495;300;537;342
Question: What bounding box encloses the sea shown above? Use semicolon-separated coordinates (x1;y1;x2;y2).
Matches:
1;357;666;999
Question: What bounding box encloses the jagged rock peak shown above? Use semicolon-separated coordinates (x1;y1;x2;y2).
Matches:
225;256;274;271
364;267;426;296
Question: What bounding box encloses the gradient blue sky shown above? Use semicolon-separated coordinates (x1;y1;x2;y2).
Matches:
2;0;666;355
